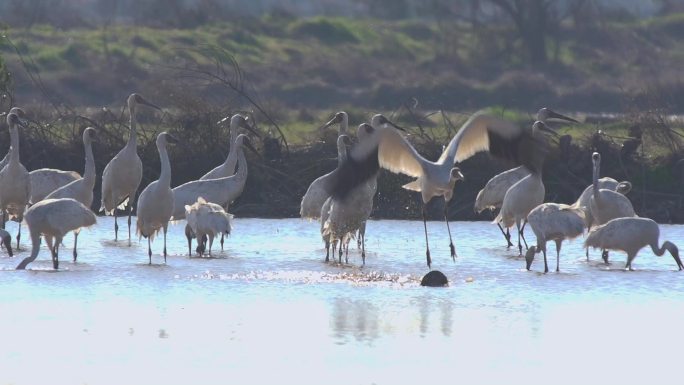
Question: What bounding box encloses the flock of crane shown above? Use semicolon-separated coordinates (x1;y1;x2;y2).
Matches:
1;93;683;273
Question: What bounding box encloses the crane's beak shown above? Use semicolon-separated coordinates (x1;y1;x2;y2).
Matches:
547;109;579;123
534;121;560;137
385;119;405;132
240;117;262;138
138;96;162;111
319;114;342;131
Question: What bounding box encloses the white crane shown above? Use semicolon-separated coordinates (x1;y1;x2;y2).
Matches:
200;114;258;180
29;169;80;203
0;228;12;257
45;127;97;262
0;112;31;249
325;111;558;268
573;177;631;229
15;198;96;270
172;134;257;253
525;203;586;272
474;165;529;247
136;132;178;264
589;152;637;263
100;93;161;242
585;217;683;271
300;111;349;220
319;129;375;264
184;197;233;256
474;107;577;247
0;107;26;172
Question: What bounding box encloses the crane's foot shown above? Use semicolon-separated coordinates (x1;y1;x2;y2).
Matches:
449;242;456;262
602;250;609;264
73;250;77;263
426;249;432;269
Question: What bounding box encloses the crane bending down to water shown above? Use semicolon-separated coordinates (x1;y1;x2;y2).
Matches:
172;134;257;254
100;93;161;242
136;132;178;264
45;127;97;262
474;107;578;247
185;197;233;256
0;112;31;249
324;111;555;269
525;203;586;273
300;111;349;220
585;217;683;271
16;198;96;270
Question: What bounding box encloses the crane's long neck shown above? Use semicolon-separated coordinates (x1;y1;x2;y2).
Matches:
83;138;95;187
223;135;239;175
16;231;41;270
158;142;172;188
337;137;347;165
339;115;348;136
8;125;19;165
651;240;676;257
592;159;600;202
127;105;138;147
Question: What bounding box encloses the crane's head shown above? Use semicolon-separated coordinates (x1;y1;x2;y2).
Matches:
129;93;162;111
592;152;601;163
228;114;261;138
338;134;353;147
531;121;559;137
237;134;260;157
371;114;405;131
6;112;26;129
157;131;179;148
83;127;98;143
536;108;578;124
1;231;12;258
357;123;374;141
321;111;347;130
450;167;464;182
525;246;537;271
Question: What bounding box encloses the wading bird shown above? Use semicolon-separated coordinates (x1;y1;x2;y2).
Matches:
475;108;577;247
494;122;557;256
200;114;259;181
15;198;96;270
0;107;26;172
318;135;352;260
326;111;556;268
172;134;257;253
0;112;31;249
100;93;161;242
320;130;375;265
45;127;97;261
184;197;233;256
525;203;585;272
589;152;636;263
300;111;350;220
136;132;178;264
585;217;683;271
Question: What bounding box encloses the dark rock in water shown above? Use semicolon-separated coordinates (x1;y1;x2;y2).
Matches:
421;270;448;287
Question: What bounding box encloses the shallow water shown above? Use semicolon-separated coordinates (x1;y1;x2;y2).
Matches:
1;218;683;385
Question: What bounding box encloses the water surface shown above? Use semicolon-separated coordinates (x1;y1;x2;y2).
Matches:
1;218;682;385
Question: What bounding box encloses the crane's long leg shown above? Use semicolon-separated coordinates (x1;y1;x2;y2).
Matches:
208;234;214;256
555;239;562;272
163;226;168;263
16;223;21;250
496;223;513;248
127;200;134;244
422;204;432;269
338;239;343;264
73;232;79;262
361;230;366;266
53;238;60;270
114;210;119;241
148;237;152;265
516;220;523;256
602;250;610;264
221;233;224;251
542;244;548;273
520;220;529;250
443;199;456;262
